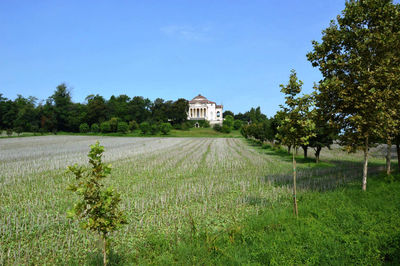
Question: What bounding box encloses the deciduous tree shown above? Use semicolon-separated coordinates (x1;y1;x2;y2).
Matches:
307;0;400;190
277;70;315;216
67;142;127;266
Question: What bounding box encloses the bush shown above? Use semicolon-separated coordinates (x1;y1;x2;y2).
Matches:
129;120;139;131
100;122;112;133
109;117;119;132
140;122;151;135
182;121;194;131
14;127;23;136
213;124;222;132
160;123;172;135
6;128;13;137
150;124;160;135
223;115;234;129
198;120;210;128
173;123;182;130
91;123;100;133
117;122;129;133
79;123;90;133
221;124;231;133
233;120;242;130
39;128;46;135
31;125;39;134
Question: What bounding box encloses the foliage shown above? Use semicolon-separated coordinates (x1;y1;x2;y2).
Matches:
140;122;151;135
277;69;315;216
109;117;119;133
129;120;139;131
181;121;193;131
67;142;127;265
240;120;275;143
100;122;111;133
276;70;315;149
14;126;23;136
117;122;129;134
150;124;160;135
233;120;242;130
160;123;172;135
308;102;338;163
223;110;234;118
307;0;400;190
79;123;90;133
223;115;234;129
221;124;231;133
91;123;100;133
213;124;222;132
198;120;210;128
50;84;73;132
6;128;12;136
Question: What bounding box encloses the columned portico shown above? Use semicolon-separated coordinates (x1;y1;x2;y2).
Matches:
187;94;223;125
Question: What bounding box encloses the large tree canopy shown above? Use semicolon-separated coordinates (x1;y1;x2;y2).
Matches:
307;0;400;190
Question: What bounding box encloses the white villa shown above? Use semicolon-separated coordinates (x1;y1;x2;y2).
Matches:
187;94;223;125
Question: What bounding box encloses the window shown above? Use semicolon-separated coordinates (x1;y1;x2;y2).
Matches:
217;111;220;118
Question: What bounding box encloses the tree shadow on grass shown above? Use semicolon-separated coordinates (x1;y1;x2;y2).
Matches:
263;159;386;192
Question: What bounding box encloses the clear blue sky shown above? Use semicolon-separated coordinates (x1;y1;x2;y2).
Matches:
0;0;347;117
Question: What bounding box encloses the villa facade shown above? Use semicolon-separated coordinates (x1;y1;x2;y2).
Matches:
187;94;223;125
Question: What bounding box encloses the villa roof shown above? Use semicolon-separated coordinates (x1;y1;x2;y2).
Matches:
189;94;216;104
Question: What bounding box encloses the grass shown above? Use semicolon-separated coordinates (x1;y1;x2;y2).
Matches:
0;128;241;139
0;135;399;264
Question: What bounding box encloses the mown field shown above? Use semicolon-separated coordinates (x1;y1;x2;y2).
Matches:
0;136;399;265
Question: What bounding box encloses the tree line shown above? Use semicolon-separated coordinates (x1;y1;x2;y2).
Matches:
0;84;189;134
241;0;400;198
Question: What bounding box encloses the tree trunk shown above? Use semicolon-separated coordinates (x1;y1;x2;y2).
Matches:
103;236;107;266
302;145;308;158
362;136;369;191
292;145;298;217
386;139;391;175
288;145;291;155
315;146;322;164
397;142;400;172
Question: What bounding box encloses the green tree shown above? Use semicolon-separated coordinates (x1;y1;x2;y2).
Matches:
50;84;73;131
100;122;111;133
139;121;151;135
150;124;160;135
223;115;234;129
86;95;107;125
129;120;139;131
79;123;89;133
117;122;129;133
128;96;152;123
307;0;400;190
91;123;100;133
67;142;127;266
277;70;315;216
223;110;234;118
233;120;242;130
109;117;119;132
160;122;172;135
170;98;189;124
106;95;131;121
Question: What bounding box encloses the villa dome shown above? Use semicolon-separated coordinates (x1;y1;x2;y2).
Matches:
189;94;216;104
